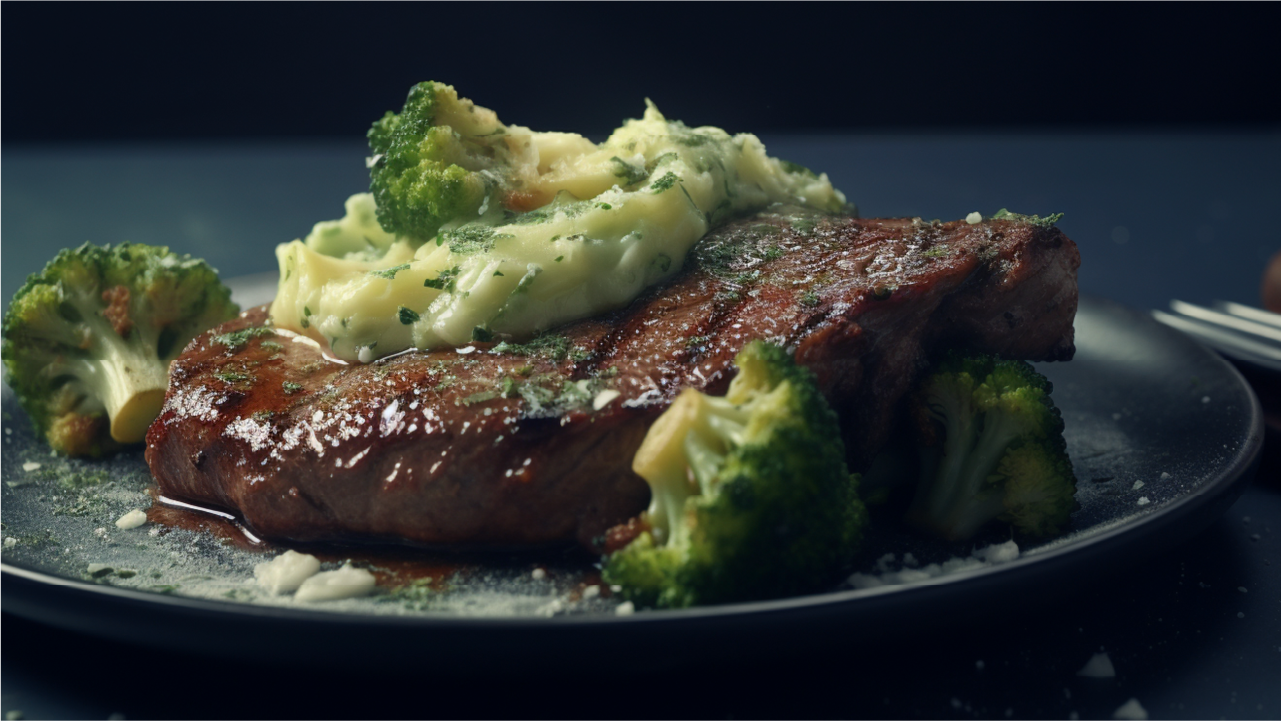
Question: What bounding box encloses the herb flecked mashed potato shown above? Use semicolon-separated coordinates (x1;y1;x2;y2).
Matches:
270;84;848;361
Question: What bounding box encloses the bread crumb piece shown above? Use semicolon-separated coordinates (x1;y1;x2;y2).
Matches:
965;212;983;224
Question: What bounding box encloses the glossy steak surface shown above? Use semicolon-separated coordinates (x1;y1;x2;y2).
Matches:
145;209;1079;548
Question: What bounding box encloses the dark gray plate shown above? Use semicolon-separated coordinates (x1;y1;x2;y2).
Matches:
0;294;1262;668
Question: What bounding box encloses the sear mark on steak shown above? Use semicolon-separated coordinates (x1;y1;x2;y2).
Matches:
145;208;1079;550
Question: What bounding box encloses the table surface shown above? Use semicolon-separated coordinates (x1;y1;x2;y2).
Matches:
2;134;1279;719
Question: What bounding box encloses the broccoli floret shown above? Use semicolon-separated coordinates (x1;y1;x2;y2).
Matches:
904;353;1078;541
603;340;867;608
1;242;238;456
368;81;513;244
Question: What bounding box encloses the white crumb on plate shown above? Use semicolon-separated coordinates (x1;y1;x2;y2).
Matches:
294;562;376;602
1077;651;1116;677
1160;472;1171;480
114;509;148;530
965;212;983;224
3;537;17;550
21;461;41;472
1137;496;1151;506
1132;480;1145;491
254;550;321;594
846;540;1019;589
615;601;635;616
1112;698;1147;720
592;389;621;411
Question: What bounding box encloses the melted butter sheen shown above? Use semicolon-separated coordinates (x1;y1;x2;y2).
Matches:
269;99;848;361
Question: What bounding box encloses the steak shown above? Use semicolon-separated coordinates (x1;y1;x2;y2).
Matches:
145;208;1079;549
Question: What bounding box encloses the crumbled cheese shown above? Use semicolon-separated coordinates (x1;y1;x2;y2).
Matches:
582;584;601;600
1137;496;1151;506
1132;480;1145;491
615;601;635;616
114;509;148;530
1112;698;1148;720
592;389;621;411
294;562;376;602
531;568;547;580
254;550;321;594
965;212;983;225
21;461;41;472
2;537;16;549
1077;651;1116;677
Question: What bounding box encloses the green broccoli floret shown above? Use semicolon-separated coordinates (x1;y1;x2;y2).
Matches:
1;242;238;456
368;81;512;243
603;340;867;609
904;353;1078;541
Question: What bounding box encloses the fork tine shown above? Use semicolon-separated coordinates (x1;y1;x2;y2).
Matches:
1169;300;1281;344
1211;300;1281;330
1153;310;1281;363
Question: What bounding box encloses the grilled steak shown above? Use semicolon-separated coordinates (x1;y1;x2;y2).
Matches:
145;209;1079;549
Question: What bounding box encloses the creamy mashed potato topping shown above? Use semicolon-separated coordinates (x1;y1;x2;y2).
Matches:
271;95;848;361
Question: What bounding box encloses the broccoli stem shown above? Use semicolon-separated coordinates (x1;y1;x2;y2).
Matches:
911;395;1025;540
59;294;171;444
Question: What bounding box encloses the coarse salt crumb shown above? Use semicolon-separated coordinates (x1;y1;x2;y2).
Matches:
1132;480;1145;491
615;601;635;616
965;212;983;225
531;568;546;580
1137;496;1151;506
1112;698;1148;720
21;462;41;472
1077;651;1116;678
114;509;148;530
582;585;601;600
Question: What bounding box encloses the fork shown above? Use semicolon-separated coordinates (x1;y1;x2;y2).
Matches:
1152;300;1281;373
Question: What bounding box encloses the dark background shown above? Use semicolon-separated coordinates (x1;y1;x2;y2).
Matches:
3;2;1279;144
